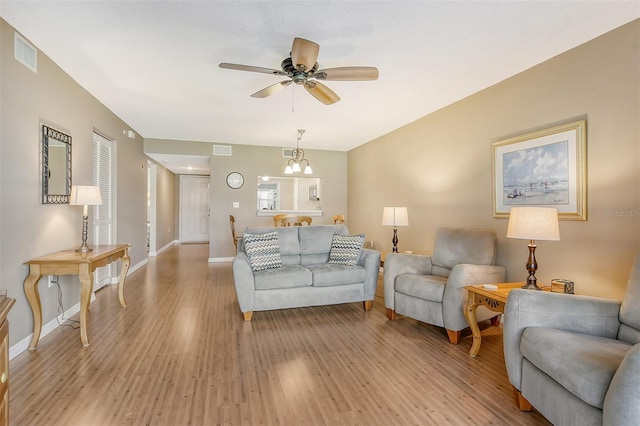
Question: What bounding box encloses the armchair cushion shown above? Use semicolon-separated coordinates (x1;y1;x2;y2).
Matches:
395;274;447;302
620;254;640;342
521;327;632;409
431;228;497;275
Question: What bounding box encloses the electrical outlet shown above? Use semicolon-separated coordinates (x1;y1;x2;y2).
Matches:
47;275;54;287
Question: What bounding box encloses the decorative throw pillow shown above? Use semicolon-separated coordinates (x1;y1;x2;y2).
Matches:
328;233;366;266
243;231;282;272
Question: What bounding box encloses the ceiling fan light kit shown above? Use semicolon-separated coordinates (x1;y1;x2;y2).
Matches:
219;37;379;106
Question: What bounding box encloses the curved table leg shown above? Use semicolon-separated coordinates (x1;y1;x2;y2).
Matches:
24;266;43;350
464;296;482;357
79;263;93;346
118;248;130;307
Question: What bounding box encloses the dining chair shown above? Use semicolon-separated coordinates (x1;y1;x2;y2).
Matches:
229;215;241;252
282;216;312;226
333;214;345;224
272;214;290;227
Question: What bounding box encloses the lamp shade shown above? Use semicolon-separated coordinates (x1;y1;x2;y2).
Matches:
506;207;560;241
69;185;103;206
382;207;409;227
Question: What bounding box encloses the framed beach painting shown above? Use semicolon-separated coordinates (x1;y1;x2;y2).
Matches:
493;120;587;220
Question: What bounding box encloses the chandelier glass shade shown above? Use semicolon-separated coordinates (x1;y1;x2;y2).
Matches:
284;129;313;174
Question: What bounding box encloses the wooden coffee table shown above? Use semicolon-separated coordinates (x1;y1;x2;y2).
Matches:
464;282;526;357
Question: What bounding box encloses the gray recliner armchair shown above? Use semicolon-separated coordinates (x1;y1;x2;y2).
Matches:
504;253;640;425
383;227;506;344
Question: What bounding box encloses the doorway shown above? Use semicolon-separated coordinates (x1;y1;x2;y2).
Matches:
180;175;210;243
92;131;115;290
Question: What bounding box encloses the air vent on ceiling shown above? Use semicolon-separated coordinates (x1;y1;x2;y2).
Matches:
14;32;37;73
213;145;232;156
283;148;293;158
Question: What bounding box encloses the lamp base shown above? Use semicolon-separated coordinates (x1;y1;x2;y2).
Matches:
520;280;542;291
520;240;542;290
76;214;93;253
391;227;399;253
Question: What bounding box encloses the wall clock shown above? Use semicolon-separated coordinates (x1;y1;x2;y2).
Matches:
226;172;244;189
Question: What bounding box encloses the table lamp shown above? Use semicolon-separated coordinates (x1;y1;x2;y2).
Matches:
507;206;560;290
382;207;409;253
69;185;103;252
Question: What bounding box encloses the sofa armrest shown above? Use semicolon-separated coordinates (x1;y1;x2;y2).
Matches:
442;264;506;331
503;290;622;390
383;253;433;310
358;248;381;300
232;252;256;313
603;343;640;425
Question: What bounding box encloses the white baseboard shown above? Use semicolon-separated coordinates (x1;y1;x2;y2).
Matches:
9;292;96;361
148;240;178;257
9;254;149;360
208;257;233;263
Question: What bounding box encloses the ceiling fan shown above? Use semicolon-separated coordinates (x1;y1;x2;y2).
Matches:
219;37;379;105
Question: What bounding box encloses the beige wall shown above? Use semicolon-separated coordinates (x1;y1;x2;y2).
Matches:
154;164;176;250
0;19;151;347
348;20;639;299
143;139;348;259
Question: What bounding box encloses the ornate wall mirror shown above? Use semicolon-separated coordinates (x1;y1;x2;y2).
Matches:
256;176;322;215
42;124;72;204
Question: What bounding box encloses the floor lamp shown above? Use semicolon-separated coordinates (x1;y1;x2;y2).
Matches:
69;185;103;252
506;207;560;290
382;207;409;253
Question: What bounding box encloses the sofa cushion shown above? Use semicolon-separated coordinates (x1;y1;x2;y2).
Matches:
521;327;632;409
328;233;365;266
306;263;366;287
395;273;447;302
243;231;282;271
299;225;348;265
254;265;312;290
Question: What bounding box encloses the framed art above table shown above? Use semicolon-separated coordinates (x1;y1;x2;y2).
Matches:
492;120;587;221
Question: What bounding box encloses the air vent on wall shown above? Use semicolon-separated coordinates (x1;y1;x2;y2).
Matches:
213;145;232;156
14;32;37;73
283;148;293;158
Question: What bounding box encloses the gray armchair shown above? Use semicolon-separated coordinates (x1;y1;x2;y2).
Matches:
504;253;640;425
383;227;506;344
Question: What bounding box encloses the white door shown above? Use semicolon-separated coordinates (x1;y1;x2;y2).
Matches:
92;132;114;290
180;176;210;243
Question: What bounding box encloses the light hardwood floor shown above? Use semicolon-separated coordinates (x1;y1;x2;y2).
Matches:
10;244;550;425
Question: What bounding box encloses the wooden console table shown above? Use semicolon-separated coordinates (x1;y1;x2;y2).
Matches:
23;244;130;349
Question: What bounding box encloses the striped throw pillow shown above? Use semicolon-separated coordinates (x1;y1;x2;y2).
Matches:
243;231;282;272
328;233;366;266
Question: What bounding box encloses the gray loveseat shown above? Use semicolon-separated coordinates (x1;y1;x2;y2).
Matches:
232;224;381;321
504;253;640;425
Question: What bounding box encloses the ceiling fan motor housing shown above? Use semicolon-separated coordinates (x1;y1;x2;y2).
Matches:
281;57;318;84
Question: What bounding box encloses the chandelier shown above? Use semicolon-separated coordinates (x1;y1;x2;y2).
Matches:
284;129;313;174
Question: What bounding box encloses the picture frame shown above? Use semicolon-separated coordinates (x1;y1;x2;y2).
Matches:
309;184;319;201
493;120;587;221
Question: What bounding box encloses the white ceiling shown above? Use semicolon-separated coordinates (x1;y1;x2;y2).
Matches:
2;1;638;173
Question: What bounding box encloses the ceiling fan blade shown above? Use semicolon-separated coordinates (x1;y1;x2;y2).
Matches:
251;80;292;98
291;38;319;72
219;62;288;77
313;66;379;81
304;81;340;105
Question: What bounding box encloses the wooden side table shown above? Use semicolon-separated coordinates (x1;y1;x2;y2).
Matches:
463;283;525;357
23;244;130;348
